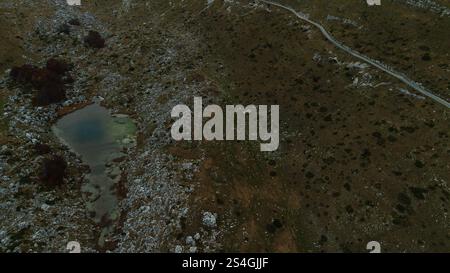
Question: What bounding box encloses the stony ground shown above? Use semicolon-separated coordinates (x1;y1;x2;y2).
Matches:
0;0;449;252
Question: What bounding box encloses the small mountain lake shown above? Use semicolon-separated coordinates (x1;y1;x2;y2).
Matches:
52;103;137;247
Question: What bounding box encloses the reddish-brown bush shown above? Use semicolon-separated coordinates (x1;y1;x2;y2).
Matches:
10;59;71;106
84;31;105;49
39;156;67;188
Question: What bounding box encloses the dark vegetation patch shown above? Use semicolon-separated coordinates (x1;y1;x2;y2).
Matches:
84;30;105;49
266;218;283;234
34;143;52;155
9;58;72;106
39;155;67;188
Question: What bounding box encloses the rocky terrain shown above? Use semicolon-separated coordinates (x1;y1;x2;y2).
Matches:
0;0;449;253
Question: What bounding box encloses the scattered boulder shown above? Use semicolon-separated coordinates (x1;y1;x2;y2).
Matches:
202;211;217;228
185;236;195;246
0;145;12;156
189;246;197;253
174;245;183;253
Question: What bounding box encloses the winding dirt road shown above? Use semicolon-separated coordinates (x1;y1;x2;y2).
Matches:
261;0;450;108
